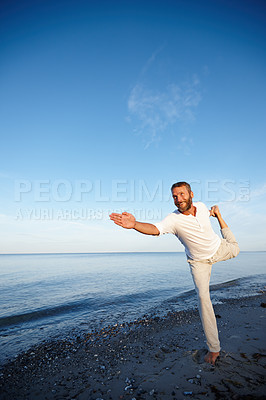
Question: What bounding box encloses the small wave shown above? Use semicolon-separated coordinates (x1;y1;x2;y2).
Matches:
210;278;241;290
0;287;177;329
155;274;266;313
210;274;266;293
0;300;88;329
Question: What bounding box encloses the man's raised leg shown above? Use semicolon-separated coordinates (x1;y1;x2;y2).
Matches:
210;205;240;261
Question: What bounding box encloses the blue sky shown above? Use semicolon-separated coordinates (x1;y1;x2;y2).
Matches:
0;0;266;253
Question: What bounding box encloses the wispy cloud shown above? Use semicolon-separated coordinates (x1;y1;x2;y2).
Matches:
127;75;202;149
249;183;266;200
214;182;266;250
140;45;165;76
0;215;113;253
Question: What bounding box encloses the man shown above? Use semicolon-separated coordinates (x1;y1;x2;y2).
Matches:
109;181;239;365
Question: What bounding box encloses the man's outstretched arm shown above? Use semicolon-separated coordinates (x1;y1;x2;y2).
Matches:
109;212;160;236
210;205;228;229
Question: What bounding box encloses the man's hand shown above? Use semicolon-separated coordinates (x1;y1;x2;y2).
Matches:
209;205;228;229
210;205;221;218
109;212;160;235
109;212;136;229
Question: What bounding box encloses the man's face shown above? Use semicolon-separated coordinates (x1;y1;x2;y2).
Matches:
172;186;194;213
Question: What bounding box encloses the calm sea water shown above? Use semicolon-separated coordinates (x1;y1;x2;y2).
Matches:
0;251;265;365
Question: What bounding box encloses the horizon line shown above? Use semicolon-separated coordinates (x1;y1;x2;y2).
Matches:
0;250;265;256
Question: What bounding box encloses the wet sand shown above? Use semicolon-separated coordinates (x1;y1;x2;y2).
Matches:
0;294;265;400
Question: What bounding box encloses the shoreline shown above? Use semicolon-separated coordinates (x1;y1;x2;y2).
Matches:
1;293;265;399
1;274;265;366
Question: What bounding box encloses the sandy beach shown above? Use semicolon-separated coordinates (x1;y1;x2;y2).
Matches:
0;293;265;400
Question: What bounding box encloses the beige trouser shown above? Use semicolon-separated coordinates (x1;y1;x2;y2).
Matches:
187;228;240;352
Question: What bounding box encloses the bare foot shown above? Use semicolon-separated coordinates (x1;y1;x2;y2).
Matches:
204;351;220;365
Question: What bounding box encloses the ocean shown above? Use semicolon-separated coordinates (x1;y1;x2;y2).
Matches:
0;251;265;365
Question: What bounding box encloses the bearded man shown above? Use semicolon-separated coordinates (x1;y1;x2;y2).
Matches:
109;181;240;365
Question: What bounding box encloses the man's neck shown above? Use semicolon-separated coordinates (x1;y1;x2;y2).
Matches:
181;203;196;216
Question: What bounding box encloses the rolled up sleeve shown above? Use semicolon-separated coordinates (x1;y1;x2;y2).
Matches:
154;214;176;236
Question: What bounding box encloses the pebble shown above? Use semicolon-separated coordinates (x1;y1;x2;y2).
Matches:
160;346;171;353
184;391;193;395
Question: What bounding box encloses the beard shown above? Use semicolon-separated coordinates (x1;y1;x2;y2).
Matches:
177;195;193;212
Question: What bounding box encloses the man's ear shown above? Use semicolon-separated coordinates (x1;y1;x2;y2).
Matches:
191;191;194;199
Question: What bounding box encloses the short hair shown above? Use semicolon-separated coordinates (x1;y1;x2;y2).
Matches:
171;181;191;193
